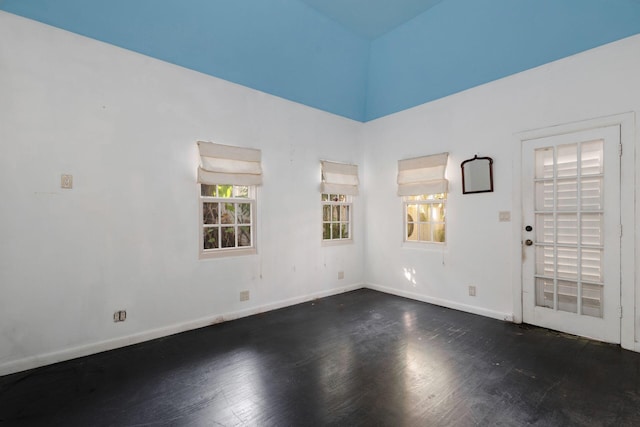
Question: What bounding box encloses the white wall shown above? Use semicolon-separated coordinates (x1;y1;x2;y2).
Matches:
362;33;640;343
2;11;640;376
0;12;365;375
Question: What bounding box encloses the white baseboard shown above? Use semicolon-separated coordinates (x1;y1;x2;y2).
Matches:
0;283;364;377
365;283;514;322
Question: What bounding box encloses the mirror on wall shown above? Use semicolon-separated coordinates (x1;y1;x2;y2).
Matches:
461;155;494;194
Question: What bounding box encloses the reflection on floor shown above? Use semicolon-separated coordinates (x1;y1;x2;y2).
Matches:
1;289;640;426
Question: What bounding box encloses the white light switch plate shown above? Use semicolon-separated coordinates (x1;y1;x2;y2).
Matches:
61;174;73;189
499;211;511;222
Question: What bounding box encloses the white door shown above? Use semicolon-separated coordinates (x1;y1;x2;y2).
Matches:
522;126;621;343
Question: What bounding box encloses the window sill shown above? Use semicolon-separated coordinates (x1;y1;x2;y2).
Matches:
402;241;446;250
322;239;354;247
199;247;257;259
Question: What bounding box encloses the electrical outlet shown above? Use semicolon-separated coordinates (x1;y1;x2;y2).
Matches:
338;271;344;280
240;290;250;301
113;310;126;322
61;174;73;189
469;286;476;297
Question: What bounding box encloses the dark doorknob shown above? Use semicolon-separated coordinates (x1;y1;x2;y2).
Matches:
525;225;533;232
525;239;534;246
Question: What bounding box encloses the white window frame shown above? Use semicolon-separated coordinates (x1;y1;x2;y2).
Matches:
199;184;257;259
403;193;446;245
322;193;353;245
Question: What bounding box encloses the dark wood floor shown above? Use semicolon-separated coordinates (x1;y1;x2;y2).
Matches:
1;289;640;426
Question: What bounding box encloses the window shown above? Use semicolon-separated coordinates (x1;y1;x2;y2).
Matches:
397;152;449;245
197;141;262;258
200;184;256;257
320;160;358;244
322;193;352;242
404;193;446;243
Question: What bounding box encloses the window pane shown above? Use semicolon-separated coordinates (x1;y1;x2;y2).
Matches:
341;223;349;239
203;203;219;225
418;205;429;222
332;206;340;221
237;203;251;224
341;205;349;222
203;228;219;250
581;248;603;283
433;224;445;243
536;245;554;277
338;195;346;202
582;283;603;318
581;177;603;210
432;204;445;222
221;227;236;248
556;179;577;210
535;277;554;308
234;186;249;198
535;148;554;179
535;181;554;211
323;223;331;240
557;247;578;280
581;213;603;246
322;193;329;201
556;214;577;244
238;226;251;247
419;223;431;241
218;185;233;198
221;203;235;224
406;204;417;223
581;140;603;176
201;184;216;197
407;215;417;241
535;213;554;243
323;206;331;221
330;194;339;202
332;223;340;239
557;144;578;177
557;280;577;314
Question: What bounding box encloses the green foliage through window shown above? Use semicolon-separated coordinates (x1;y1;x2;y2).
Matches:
322;193;351;241
405;193;446;243
201;184;254;253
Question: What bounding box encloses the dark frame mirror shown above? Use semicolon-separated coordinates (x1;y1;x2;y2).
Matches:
461;155;494;194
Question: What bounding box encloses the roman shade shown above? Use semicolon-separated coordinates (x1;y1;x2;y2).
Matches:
197;141;262;186
321;160;359;195
397;152;448;196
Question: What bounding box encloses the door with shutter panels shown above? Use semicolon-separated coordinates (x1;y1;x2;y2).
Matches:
522;126;621;343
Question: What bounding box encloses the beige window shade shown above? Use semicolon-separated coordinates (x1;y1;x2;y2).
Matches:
321;160;359;195
197;141;262;186
397;152;449;196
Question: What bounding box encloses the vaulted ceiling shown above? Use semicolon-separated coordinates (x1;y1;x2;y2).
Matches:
297;0;445;39
2;0;640;121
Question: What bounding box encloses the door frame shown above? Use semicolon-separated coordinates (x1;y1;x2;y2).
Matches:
512;112;636;350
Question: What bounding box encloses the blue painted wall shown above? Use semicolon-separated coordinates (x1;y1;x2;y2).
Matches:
0;0;370;121
366;0;640;120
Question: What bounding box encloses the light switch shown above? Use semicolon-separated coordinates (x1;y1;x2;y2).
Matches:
499;211;511;222
61;174;73;189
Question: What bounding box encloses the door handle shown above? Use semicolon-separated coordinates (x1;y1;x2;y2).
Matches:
524;239;534;246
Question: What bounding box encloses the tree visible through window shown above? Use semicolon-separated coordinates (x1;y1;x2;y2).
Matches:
322;194;352;241
404;193;446;243
200;184;255;255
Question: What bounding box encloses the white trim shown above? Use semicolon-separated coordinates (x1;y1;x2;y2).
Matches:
0;283;365;377
513;112;636;350
365;283;514;322
198;185;258;259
